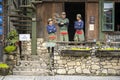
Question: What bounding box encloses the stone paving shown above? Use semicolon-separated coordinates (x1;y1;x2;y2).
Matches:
0;76;120;80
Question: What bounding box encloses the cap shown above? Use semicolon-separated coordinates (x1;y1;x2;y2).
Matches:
77;14;81;18
48;18;53;22
61;12;66;15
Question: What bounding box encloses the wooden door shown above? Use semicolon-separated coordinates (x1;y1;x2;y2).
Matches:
86;2;99;41
36;2;64;40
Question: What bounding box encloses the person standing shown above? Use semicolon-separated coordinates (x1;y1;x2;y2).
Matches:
58;12;69;41
74;14;85;41
46;18;56;70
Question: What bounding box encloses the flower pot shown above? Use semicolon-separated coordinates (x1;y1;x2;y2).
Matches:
0;68;9;76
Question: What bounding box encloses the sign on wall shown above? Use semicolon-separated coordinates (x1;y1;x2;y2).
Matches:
19;34;30;41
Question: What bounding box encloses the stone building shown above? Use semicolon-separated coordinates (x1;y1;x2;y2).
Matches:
0;0;120;76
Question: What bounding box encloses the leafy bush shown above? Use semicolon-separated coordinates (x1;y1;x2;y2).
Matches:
4;45;17;53
4;29;18;53
0;63;9;69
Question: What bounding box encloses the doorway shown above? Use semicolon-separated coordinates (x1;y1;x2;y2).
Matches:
115;3;120;31
65;2;85;41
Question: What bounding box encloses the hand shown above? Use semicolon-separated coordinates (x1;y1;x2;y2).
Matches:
61;23;64;25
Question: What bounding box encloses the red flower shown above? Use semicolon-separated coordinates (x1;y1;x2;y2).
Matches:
76;30;82;34
49;36;56;40
60;31;68;35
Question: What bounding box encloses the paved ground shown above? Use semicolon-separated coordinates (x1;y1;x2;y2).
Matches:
0;75;120;80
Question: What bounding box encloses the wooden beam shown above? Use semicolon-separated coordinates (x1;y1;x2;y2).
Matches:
31;18;37;55
20;5;35;10
13;24;31;27
11;20;32;23
31;1;42;5
9;14;32;19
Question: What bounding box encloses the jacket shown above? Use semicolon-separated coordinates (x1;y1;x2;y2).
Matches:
74;20;84;30
58;18;69;27
47;25;56;34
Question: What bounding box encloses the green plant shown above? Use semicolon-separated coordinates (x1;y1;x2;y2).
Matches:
0;63;9;69
0;63;9;76
4;30;18;53
4;45;17;53
7;29;19;44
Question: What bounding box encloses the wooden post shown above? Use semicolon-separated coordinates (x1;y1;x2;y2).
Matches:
32;17;37;55
99;0;104;41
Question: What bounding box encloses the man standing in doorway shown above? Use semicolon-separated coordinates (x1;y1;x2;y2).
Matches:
58;12;69;41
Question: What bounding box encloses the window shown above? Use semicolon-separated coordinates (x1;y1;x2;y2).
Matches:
102;2;114;31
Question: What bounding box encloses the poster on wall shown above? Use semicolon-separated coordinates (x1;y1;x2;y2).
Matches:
0;26;3;35
0;16;3;24
19;34;30;41
0;5;3;14
89;24;94;31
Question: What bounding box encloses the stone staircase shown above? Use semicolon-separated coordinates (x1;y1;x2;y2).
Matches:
12;38;54;76
13;55;53;76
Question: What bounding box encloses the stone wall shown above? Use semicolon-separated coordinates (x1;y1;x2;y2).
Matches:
54;53;120;75
21;38;120;76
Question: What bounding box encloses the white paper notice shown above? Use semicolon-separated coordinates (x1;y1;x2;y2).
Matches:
89;24;94;30
19;34;30;41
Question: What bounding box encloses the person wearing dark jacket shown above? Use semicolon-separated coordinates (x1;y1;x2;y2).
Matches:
74;14;85;41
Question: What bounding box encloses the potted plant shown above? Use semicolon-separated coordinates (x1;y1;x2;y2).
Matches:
0;63;9;76
4;29;19;61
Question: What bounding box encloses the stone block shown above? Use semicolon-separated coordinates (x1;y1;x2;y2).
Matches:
67;61;76;66
76;67;82;73
68;69;76;74
108;69;116;74
101;69;108;74
83;69;90;74
76;62;81;66
54;56;60;60
57;69;66;74
92;65;100;70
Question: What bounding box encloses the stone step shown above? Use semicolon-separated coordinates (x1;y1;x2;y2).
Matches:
13;66;49;70
17;60;49;65
13;71;50;76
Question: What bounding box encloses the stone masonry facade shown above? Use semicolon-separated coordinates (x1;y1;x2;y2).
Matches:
18;38;120;76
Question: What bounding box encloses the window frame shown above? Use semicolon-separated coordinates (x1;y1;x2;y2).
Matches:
102;1;115;31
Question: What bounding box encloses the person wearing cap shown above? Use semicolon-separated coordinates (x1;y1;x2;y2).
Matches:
46;18;57;70
74;14;85;41
46;18;56;53
58;12;69;41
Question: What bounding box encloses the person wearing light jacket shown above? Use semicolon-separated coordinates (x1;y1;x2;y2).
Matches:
58;12;69;41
